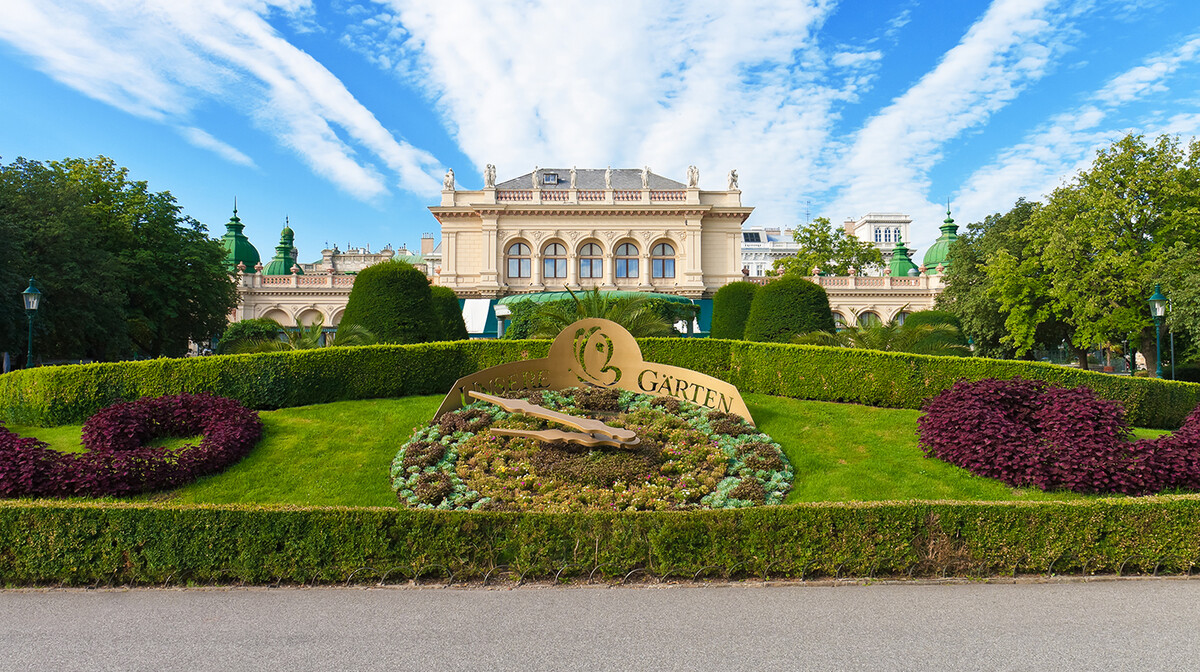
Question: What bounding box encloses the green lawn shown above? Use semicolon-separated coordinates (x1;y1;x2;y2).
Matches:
8;393;1174;507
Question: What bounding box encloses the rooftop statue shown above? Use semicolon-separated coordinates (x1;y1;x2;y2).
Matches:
569;166;577;189
605;166;613;189
728;169;739;190
641;166;650;189
443;168;455;191
483;163;496;188
686;165;699;188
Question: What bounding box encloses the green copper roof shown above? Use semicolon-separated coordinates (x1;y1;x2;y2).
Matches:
888;236;919;277
263;223;303;276
922;207;959;274
497;290;694;305
219;204;261;273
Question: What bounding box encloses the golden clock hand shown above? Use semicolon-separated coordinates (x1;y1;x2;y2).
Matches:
468;390;638;444
489;427;637;449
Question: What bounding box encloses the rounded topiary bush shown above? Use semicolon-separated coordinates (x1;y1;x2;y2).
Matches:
918;378;1200;495
742;276;835;343
431;286;469;341
711;282;759;340
339;261;444;344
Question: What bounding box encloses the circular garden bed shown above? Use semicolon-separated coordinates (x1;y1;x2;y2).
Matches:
391;387;793;511
0;393;262;497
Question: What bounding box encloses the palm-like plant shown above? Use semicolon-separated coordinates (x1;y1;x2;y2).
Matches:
531;288;676;338
794;321;970;357
227;317;377;353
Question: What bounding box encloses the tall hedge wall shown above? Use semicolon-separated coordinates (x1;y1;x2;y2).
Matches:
3;497;1200;585
2;339;1197;428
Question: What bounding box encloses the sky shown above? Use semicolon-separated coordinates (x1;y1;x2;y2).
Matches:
1;0;1198;261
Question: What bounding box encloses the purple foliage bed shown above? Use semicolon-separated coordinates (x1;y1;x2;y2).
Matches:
918;378;1200;495
0;394;262;498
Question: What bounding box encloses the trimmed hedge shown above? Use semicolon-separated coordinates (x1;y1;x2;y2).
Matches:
340;260;443;344
710;282;758;340
3;497;1200;584
743;276;835;343
2;339;1198;428
430;286;469;341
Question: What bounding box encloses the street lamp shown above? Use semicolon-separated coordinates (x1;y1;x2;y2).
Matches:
21;278;41;369
1148;284;1167;379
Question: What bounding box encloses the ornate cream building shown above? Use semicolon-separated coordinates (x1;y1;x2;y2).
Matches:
431;166;751;299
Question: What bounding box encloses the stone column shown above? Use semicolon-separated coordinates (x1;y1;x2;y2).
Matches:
601;250;617;290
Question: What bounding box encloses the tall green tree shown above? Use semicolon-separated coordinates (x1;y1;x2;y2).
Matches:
0;156;236;362
774;217;883;277
937;199;1069;359
984;134;1200;370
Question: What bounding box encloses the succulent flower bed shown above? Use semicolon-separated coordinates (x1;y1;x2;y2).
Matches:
0;394;262;497
391;387;793;511
918;378;1200;495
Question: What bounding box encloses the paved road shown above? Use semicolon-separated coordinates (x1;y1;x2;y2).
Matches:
0;579;1196;671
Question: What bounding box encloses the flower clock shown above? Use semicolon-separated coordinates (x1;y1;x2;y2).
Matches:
0;394;262;497
392;387;793;511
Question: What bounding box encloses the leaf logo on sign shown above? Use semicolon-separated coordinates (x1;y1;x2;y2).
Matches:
572;326;621;386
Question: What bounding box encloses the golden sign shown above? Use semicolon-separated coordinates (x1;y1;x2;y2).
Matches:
434;318;754;425
467;390;641;448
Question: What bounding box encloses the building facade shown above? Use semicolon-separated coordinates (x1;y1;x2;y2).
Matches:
431;166;751;299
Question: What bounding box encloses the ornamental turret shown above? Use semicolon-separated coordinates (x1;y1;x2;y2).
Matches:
219;201;261;273
922;205;959;275
263;219;304;275
888;235;919;278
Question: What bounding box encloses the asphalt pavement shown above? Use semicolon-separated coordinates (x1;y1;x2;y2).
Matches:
0;579;1196;671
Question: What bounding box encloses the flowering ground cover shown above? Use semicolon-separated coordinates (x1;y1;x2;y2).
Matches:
391;387;793;511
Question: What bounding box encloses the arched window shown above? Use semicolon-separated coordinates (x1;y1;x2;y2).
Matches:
832;312;847;332
894;311;909;326
615;243;639;279
542;243;566;279
857;311;881;327
506;242;530;279
651;242;675;279
579;243;602;279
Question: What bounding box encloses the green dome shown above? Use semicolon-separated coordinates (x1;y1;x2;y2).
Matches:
922;207;959;274
219;205;261;273
263;223;303;276
888;236;919;277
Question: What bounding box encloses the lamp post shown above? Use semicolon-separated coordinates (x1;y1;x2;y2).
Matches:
1149;284;1167;379
21;278;41;369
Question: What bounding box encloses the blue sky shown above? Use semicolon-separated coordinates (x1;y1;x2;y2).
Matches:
1;0;1198;261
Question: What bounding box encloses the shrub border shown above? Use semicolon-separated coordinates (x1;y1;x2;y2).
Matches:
2;339;1197;429
3;497;1200;585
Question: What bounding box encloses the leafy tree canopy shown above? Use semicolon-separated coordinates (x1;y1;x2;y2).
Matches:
0;156;237;362
981;134;1200;369
774;217;884;277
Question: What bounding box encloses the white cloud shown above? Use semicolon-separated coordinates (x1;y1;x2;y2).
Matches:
826;0;1091;249
0;0;443;199
178;127;257;167
832;50;884;68
955;33;1200;222
350;0;860;224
